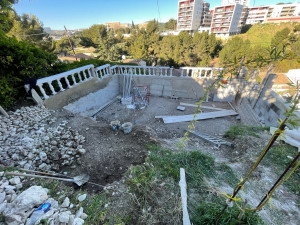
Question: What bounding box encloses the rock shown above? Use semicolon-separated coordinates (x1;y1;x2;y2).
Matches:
61;197;70;208
9;177;21;185
11;153;19;161
72;218;84;225
69;203;74;209
5;214;23;225
77;148;86;155
15;183;23;190
75;207;83;218
38;163;47;170
0;192;6;204
80;213;88;220
47;198;59;209
59;211;70;223
77;194;86;202
4;186;48;224
39;152;47;161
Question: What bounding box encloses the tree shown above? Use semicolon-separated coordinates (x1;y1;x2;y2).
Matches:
146;20;159;35
129;30;148;60
0;0;18;32
164;19;177;30
271;28;290;49
80;24;107;47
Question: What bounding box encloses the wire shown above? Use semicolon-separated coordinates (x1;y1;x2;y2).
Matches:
156;0;161;23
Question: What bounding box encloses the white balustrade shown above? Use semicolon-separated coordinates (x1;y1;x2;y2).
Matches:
117;65;173;76
34;63;224;101
36;64;95;99
95;64;111;79
180;67;225;79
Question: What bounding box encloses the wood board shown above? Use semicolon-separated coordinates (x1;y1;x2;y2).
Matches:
158;110;238;124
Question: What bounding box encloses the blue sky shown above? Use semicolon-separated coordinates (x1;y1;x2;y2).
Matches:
14;0;297;30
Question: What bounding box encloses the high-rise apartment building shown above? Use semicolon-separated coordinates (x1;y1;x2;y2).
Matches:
221;0;250;7
177;0;203;31
211;4;244;37
246;6;269;24
245;3;300;24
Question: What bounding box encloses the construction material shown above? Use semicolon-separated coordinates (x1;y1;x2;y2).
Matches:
179;168;191;225
110;120;121;130
92;96;119;117
5;172;90;187
177;106;185;111
122;122;133;134
188;130;233;148
270;127;300;148
180;102;226;111
157;110;238;124
0;105;9;117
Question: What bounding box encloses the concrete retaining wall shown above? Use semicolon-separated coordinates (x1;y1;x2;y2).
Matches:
123;76;214;99
63;75;119;117
44;76;114;110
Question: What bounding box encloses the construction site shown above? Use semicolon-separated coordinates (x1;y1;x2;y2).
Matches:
0;64;299;225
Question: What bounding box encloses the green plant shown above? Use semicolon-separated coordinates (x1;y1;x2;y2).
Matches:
192;201;264;225
224;125;268;139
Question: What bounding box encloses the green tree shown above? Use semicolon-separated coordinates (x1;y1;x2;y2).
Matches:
80;24;107;47
0;0;18;32
164;19;177;30
129;30;148;60
146;19;159;35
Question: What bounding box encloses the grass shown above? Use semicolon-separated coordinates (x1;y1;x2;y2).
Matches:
224;125;269;139
263;143;300;197
127;145;263;224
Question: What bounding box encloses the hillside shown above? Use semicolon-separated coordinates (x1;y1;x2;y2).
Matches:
238;22;298;48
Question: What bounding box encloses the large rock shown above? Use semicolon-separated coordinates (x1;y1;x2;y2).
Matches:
4;186;48;225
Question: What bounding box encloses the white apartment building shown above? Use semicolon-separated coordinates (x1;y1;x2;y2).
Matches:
246;6;269;24
221;0;250;7
266;3;300;23
177;0;203;31
245;3;300;24
211;4;244;37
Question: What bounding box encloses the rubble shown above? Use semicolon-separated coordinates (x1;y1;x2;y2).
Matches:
0;106;86;172
0;174;87;224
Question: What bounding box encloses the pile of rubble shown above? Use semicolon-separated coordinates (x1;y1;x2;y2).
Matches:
0;106;86;172
0;172;87;225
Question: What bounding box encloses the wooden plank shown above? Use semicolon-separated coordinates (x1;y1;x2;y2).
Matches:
161;110;238;124
179;168;191;225
180;102;226;111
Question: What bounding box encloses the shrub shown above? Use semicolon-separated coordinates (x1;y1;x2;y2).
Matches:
0;33;57;109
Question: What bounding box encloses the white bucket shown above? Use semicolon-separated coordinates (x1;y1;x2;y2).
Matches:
122;122;133;134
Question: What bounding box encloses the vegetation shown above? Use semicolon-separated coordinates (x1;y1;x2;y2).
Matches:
127;145;263;224
224;125;269;139
263;144;300;197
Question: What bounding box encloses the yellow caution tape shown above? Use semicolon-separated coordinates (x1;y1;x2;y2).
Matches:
222;193;242;202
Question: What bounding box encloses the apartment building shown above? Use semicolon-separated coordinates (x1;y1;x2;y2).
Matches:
266;3;300;23
177;0;203;31
246;6;269;24
221;0;250;7
211;4;244;37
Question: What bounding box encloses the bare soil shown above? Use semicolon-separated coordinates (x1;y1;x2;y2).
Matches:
49;96;299;224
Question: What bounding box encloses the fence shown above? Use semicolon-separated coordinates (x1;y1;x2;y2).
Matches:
36;64;95;99
34;64;224;100
180;67;225;78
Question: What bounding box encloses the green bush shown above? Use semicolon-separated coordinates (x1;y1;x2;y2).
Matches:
0;32;57;109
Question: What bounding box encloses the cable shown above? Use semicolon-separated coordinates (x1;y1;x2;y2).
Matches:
156;0;161;23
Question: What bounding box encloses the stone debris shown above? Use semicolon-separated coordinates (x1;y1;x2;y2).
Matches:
0;105;87;172
77;194;87;202
0;175;88;224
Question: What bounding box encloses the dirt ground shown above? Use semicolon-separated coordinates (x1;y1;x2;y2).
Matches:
53;96;299;224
